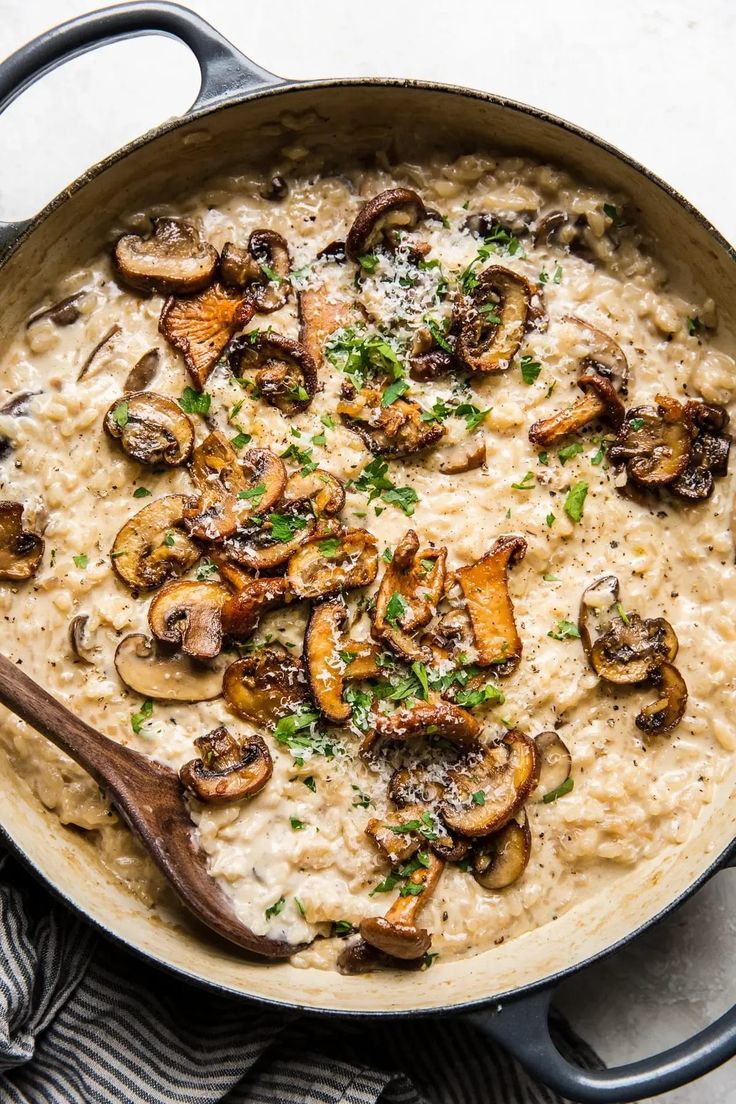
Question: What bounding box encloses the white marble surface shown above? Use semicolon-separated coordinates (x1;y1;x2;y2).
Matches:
0;2;733;1101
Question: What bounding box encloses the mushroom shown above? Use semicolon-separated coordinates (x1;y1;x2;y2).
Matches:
224;515;339;572
337;386;445;458
228;332;318;415
180;726;272;804
220;229;291;313
591;613;678;685
148;579;230;659
123;348;160;393
77;324;121;382
184;433;285;543
27;292;85;328
104;391;195;466
532;731;572;801
0;392;39;463
346;188;427;260
69;615;97;665
287;527;379;599
0;502;44;580
454;266;532;373
221;576;296;641
577;574;621;665
610;395;693;486
304;598;380;722
360;698;480;757
223;647;310;726
471;812;531;890
366;805;469;866
298;286;354;367
426;434;486;474
281;469;345;517
114;218;219;294
408;349;458;381
455;535;527;672
159;283;256;389
114;633;226;701
441;730;538;837
359;851;443;961
635;662;688;735
111;494;201;591
670;400;731;502
371;531;447;662
529;318;628;445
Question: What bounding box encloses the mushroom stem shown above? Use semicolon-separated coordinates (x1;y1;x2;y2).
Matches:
359;853;445;960
529;388;606;446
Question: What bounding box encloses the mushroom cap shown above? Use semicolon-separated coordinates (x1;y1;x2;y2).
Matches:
635;661;688;735
287;527;379;599
0;501;44;580
531;731;572;801
180;726;273;804
304;599;352;723
111;494;201;592
281;469;345;517
148;579;230;659
123;348;160;393
441;730;538;838
114;218;219;295
610;396;693;486
223;647;310;726
159;283;256;390
221;576;295;641
225;515;339;573
358;916;431;960
361;698;480;757
228;332;318;415
590;613;678;684
454;266;532;374
471;812;531;890
104;391;195;466
114;633;226;702
346;188;427;260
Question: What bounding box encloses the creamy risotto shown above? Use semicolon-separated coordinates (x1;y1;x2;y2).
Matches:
1;149;734;973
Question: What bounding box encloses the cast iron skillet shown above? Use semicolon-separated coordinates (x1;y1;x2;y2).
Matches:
0;5;733;1101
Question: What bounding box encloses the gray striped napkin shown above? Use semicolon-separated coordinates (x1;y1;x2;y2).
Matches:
0;851;601;1103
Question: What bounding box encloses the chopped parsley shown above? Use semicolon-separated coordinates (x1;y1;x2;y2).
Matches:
73;553;89;570
543;777;575;803
179;387;211;415
238;481;267;507
130;698;153;734
259;262;281;283
520;355;542;385
381;377;410;407
353;457;417;516
333;920;354;935
629;417;645;431
558;442;583;465
319;537;341;558
382;546;393;563
385;592;409;627
344;686;374;731
370;873;401;895
546;512;556;527
351;786;373;809
320;413;335;429
133;487;151;499
269;512;308;542
326;326;404;387
289;817;306;831
471;790;486;806
511;471;535;491
410;661;429;700
294;897;306;917
454;683;504;708
163;530;176;547
303;775;317;792
280;442;317;475
564;481;588;522
603;203;624;226
423;315;453;354
548;620;581;641
399;882;425;898
195;559;218;581
265;896;286;919
231;431;252;450
455;402;491;431
112;401;129;428
273;711;335;759
687;316;701;336
357;253;379;273
590;440;607;466
389;811;438;841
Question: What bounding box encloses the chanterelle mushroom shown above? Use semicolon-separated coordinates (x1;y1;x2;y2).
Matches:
346;188;427;260
180;726;272;804
114;633;226;701
298;286;354;368
0;502;44;581
111;494;200;592
114;218;218;295
228;331;318;415
223;647;310;726
148;579;230;659
371;530;446;662
456;535;527;672
454;266;532;373
337;386;445;458
104;392;194;466
159;283;255;389
359;851;444;961
441;730;537;837
221;576;295;641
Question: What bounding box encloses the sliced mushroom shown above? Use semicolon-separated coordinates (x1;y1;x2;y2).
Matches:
337;386;445;458
114;633;226;701
228;332;318;415
454;266;531;373
69;615;96;665
360;851;443;960
346;188;427;260
471;812;531;890
282;469;345;517
372;531;447;662
456;536;527;672
0;502;44;580
578;574;620;665
366;804;469;866
426;434;486;474
27;292;85;328
388;767;448;810
223;647;309;726
224;515;338;573
0;392;39;463
221;229;291;313
635;662;688;736
610;396;693;486
408;349;458;381
298;286;354;367
287;527;379;599
104;392;195;466
532;731;572;801
590;614;678;685
123;348;160;393
305;599;356;723
221;576;295;641
184;433;284;543
340;638;381;680
148;579;230;659
159;283;256;389
114;218;218;294
671;400;731;502
441;730;538;838
111;494;200;592
360;698;480;757
180;727;272;804
77;324;121;382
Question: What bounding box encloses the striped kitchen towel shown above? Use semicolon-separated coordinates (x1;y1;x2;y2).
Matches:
0;851;602;1104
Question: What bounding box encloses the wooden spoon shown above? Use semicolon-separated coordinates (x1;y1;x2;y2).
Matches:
0;652;299;958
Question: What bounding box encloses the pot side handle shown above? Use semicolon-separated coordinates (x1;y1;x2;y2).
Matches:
0;1;286;252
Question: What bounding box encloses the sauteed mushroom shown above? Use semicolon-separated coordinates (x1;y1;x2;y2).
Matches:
0;392;38;463
180;727;272;804
298;287;353;368
532;731;572;801
223;647;309;725
456;536;527;672
114;218;218;294
360;698;480;757
104;392;195;466
287;528;379;599
0;502;44;580
366;805;468;866
221;229;291;313
636;662;688;735
114;633;226;701
148;579;230;659
224;515;338;572
670;400;732;501
454;266;532;373
159;283;255;389
281;469;345;516
471;812;531;889
427;434;486;474
346;188;427;260
27;291;85;328
372;531;446;662
577;574;620;664
185;433;284;543
221;576;295;641
69;614;96;665
441;730;537;837
123;348;160;393
337;386;445;458
228;332;318;415
359;851;444;960
591;614;678;685
610;396;693;486
305;599;353;723
111;494;200;591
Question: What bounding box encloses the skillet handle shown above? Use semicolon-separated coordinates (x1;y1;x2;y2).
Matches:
0;1;285;252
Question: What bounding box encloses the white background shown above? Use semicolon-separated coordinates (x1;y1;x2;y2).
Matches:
0;3;733;1102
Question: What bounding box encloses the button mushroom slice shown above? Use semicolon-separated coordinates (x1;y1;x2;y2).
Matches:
471;812;531;890
635;662;688;736
228;331;318;415
123;348;160;393
148;579;230;659
0;391;39;462
159;283;256;390
441;730;538;838
359;851;444;961
610;395;694;486
68;614;97;665
281;469;346;517
531;731;572;801
388;767;447;810
297;286;354;368
456;535;527;673
360;698;480;758
287;527;379;600
223;647;310;726
337;386;445;458
114;633;227;701
224;515;339;573
454;266;532;374
114;218;219;295
111;494;201;591
27;291;85;328
221;229;291;313
104;392;195;466
372;790;470;864
371;531;447;662
590;614;679;685
577;574;621;664
671;399;732;501
0;501;44;580
180;726;272;805
529;368;624;447
221;576;296;641
304;598;361;723
365;807;424;865
346;188;427;260
426;433;486;474
184;433;284;543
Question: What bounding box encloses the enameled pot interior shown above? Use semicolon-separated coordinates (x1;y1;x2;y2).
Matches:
1;82;734;1014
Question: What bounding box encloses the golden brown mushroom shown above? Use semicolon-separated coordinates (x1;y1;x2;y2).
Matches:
590;614;678;685
220;229;291;313
111;494;200;592
224;515;339;573
456;536;527;672
180;726;272;804
184;433;285;543
228;332;318;415
159;283;255;389
635;662;688;735
281;469;345;517
359;851;444;961
223;647;310;726
454;266;532;373
371;531;446;662
441;730;537;838
0;502;44;581
298;286;354;368
104;392;195;466
346;188;427;260
360;698;480;757
337;386;445;458
304;599;379;723
148;579;230;659
471;812;531;890
610;395;693;487
114;633;226;701
529;346;626;446
113;218;219;295
220;576;296;641
287;527;379;599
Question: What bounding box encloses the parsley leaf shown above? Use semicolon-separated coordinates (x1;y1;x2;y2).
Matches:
319;538;341;558
238;481;266;507
520;355;542;385
381;378;410;407
73;553;88;570
290;817;306;831
195;559;218;581
357;253;379;272
179;387;211;415
231;432;252;450
133;487;151;499
603;203;624;226
471;790;486;806
511;471;535;491
130;698;153;734
112;401;129;428
564;481;588;522
547;620;581;641
687;316;701;336
558;442;584;465
265;896;286;919
385;592;409;627
543;777;574;803
423;315;453;353
269;512;308;542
